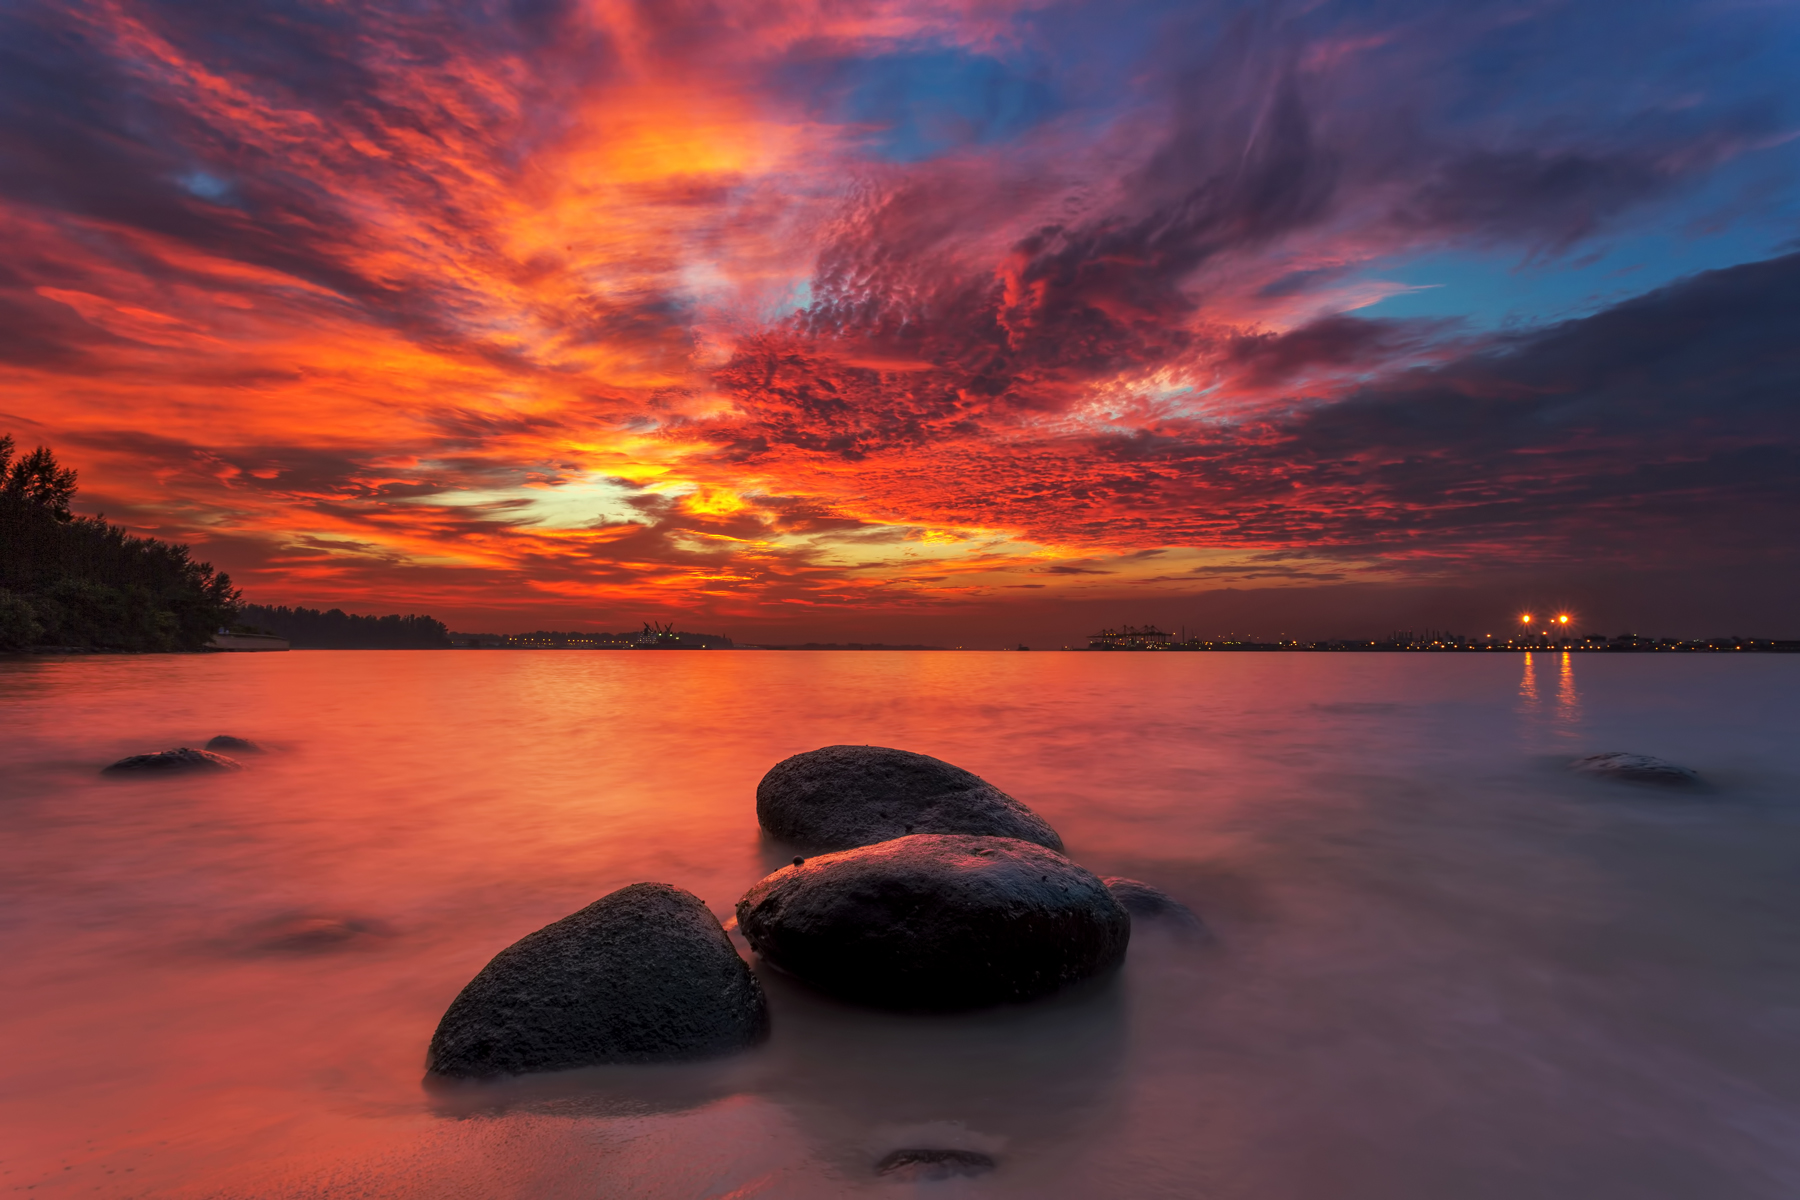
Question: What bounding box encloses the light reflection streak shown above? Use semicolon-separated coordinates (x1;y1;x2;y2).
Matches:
1554;651;1582;733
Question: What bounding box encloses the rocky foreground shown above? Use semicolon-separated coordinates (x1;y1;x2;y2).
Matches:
420;745;1172;1080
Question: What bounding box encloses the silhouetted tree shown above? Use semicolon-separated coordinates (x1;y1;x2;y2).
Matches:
0;435;240;650
0;436;79;517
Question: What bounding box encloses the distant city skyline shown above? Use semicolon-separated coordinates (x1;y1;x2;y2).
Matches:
4;0;1797;638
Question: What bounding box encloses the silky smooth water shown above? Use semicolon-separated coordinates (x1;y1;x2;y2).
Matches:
2;651;1798;1198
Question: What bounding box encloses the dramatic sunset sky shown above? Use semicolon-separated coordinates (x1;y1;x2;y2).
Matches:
4;0;1797;641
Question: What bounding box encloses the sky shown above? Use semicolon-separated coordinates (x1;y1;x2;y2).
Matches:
3;0;1798;643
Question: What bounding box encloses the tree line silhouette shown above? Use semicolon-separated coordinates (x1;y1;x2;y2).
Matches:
238;604;450;648
0;435;241;650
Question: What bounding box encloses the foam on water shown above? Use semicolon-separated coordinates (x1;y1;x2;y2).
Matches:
1;650;1797;1197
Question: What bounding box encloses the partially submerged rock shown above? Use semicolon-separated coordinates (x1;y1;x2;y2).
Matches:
1570;752;1699;785
756;745;1063;852
102;747;242;774
234;913;391;955
876;1149;997;1182
737;834;1129;1011
1102;877;1205;931
427;883;767;1080
205;735;264;753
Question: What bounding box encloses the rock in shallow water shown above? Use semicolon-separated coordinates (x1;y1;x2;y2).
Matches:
103;747;242;774
205;735;263;753
235;913;391;954
755;745;1063;852
736;834;1129;1011
876;1148;997;1181
1570;752;1699;784
1102;877;1205;931
427;883;767;1080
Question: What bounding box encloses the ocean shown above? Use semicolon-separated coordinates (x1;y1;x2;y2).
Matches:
2;649;1797;1198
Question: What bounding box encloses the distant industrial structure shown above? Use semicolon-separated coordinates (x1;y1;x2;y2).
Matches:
1086;625;1797;652
454;622;734;650
1088;625;1177;650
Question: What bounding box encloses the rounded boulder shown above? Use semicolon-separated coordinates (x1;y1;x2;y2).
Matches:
736;834;1129;1011
205;735;264;753
103;747;242;774
427;883;767;1080
756;745;1063;853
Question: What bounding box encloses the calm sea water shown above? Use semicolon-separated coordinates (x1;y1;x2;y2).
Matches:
2;650;1798;1198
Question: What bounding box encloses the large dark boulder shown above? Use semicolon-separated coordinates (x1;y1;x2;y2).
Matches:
427;883;767;1080
1570;752;1699;784
103;747;242;774
736;834;1129;1011
756;745;1063;852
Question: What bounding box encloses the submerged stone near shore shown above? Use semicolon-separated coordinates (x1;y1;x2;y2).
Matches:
1570;752;1699;784
102;747;243;774
205;735;263;753
756;745;1064;852
876;1149;997;1182
737;834;1129;1011
1101;877;1205;931
426;883;767;1080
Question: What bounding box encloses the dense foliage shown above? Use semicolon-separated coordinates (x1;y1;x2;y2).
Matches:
240;604;451;648
0;435;241;650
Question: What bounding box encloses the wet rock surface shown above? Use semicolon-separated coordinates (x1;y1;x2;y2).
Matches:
755;745;1063;852
1571;752;1699;784
205;735;264;753
737;834;1129;1011
427;883;767;1080
875;1148;997;1181
102;747;243;774
1102;877;1205;931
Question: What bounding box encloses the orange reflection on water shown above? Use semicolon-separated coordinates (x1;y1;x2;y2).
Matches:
1518;651;1539;709
1555;651;1582;731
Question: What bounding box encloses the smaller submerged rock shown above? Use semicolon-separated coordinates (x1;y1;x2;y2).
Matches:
1570;752;1699;785
427;883;767;1080
737;834;1129;1011
103;747;243;774
235;914;391;955
205;735;264;753
1102;877;1205;932
756;745;1063;852
876;1149;997;1182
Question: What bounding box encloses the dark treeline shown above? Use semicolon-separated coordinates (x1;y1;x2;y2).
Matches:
241;604;451;648
0;436;240;651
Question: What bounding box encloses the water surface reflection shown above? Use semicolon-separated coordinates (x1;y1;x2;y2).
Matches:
1;651;1797;1197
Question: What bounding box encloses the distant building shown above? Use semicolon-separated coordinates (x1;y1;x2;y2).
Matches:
469;625;734;650
1089;625;1175;650
634;621;733;649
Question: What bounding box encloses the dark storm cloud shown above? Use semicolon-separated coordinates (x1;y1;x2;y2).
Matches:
1090;251;1800;555
1222;315;1452;389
